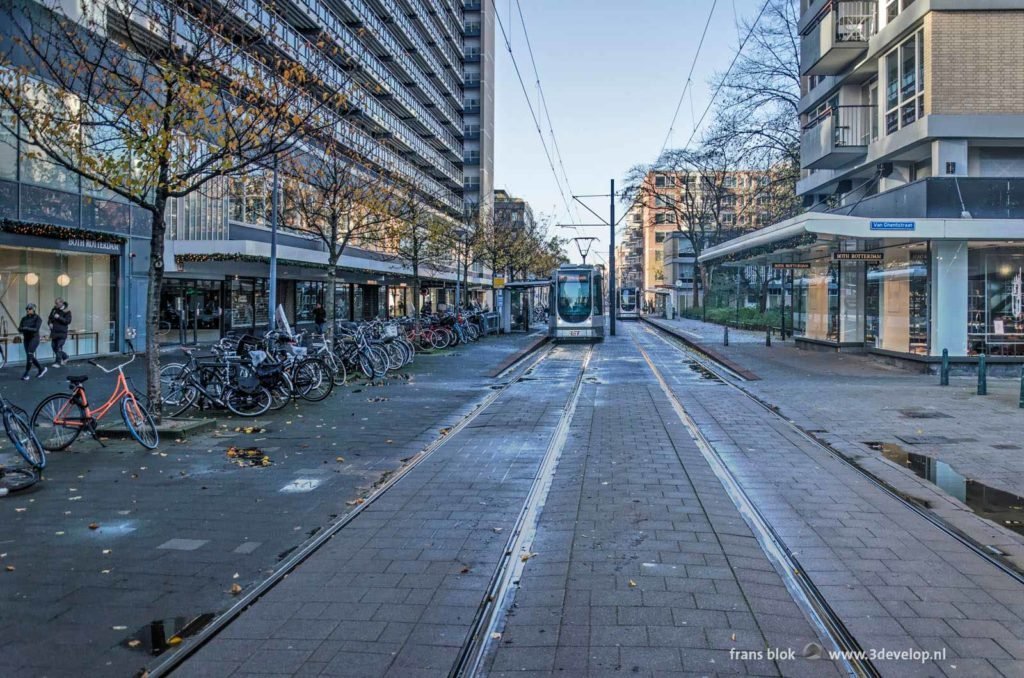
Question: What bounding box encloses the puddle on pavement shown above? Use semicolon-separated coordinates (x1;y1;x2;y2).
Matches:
686;362;722;381
123;613;216;655
865;441;1024;535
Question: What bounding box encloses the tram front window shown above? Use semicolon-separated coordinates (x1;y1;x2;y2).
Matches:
620;289;636;312
557;274;592;323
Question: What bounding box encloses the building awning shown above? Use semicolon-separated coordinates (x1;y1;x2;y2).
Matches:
699;212;1024;266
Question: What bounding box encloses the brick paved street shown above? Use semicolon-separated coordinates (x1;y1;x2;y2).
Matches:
7;322;1024;677
0;333;540;677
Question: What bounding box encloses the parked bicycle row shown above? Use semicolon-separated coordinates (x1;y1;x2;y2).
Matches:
0;310;497;494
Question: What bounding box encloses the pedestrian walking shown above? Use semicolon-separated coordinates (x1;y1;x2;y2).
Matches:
18;303;47;381
313;302;327;335
48;297;72;367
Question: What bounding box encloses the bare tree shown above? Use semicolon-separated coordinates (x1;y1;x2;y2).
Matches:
0;0;345;414
283;147;395;334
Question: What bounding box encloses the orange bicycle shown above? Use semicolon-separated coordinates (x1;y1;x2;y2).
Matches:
30;342;159;451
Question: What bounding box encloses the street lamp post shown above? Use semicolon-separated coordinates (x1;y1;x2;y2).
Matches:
269;156;279;331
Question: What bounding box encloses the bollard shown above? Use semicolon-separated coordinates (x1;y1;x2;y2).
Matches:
977;354;987;396
1019;367;1023;409
940;348;950;386
766;326;772;347
724;326;730;347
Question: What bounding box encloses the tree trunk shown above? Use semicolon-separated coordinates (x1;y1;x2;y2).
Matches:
145;193;168;422
326;259;339;339
412;260;421;330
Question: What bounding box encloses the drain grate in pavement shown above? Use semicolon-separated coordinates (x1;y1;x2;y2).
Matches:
992;444;1022;450
896;435;978;445
898;409;953;419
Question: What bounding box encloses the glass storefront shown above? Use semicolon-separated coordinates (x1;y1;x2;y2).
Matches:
865;248;928;354
969;244;1024;356
0;245;118;362
792;262;838;341
295;281;325;324
158;279;224;344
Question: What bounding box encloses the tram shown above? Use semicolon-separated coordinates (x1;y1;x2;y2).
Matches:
617;286;639;320
548;265;605;341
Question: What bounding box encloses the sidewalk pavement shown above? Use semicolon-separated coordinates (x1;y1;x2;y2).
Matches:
0;332;538;678
648;315;1024;568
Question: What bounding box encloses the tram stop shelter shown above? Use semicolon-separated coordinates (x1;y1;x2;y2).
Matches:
499;280;549;334
699;212;1024;371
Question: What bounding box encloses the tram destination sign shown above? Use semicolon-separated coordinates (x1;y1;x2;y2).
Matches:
772;262;810;270
833;252;884;262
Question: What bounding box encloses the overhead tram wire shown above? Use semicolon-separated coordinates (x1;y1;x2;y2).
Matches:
513;0;581;224
491;0;577;225
678;0;772;152
658;0;718;158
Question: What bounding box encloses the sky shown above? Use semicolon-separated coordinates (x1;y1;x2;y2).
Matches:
492;0;768;265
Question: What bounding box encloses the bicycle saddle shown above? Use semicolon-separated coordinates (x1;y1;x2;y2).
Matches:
67;375;88;384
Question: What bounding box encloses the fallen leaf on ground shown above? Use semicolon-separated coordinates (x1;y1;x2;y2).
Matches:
89;523;100;530
346;498;365;506
167;636;182;645
112;625;127;631
336;456;345;463
230;583;242;595
14;508;26;513
490;632;502;640
460;566;471;574
439;427;452;436
628;580;637;588
128;640;141;648
520;552;536;562
5;565;13;572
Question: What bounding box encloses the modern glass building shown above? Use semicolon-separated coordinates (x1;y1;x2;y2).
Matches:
701;1;1024;370
0;0;494;358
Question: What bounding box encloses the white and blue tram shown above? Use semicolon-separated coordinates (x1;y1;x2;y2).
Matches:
548;265;605;341
617;286;639;320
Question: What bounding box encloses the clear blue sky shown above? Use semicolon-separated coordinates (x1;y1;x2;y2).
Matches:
492;0;766;265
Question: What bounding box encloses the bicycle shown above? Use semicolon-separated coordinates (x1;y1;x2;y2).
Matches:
161;347;272;418
1;393;45;469
30;342;159;451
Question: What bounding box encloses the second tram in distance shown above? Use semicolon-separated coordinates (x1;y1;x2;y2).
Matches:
617;286;639;320
548;265;605;342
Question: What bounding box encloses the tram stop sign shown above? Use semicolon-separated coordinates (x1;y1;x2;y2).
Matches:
493;277;505;289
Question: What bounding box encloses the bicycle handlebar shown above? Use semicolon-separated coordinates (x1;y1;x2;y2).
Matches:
89;351;136;374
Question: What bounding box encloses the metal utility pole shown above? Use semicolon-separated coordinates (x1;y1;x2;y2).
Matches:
609;179;616;338
269;156;279;330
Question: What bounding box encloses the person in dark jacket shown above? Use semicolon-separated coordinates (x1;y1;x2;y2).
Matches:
18;303;47;381
313;303;327;335
48;297;72;367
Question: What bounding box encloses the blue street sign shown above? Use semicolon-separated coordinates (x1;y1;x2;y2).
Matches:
870;221;915;231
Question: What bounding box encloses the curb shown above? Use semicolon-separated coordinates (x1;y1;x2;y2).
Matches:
487;334;550;378
642;317;761;381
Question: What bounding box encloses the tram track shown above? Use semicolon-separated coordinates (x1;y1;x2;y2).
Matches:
638;321;1024;677
147;341;564;677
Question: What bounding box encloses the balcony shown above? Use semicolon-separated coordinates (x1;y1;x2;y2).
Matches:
840;178;1024;220
801;1;875;76
801;105;873;170
464;51;481;63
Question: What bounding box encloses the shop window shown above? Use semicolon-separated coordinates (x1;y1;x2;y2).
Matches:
295;281;325;323
968;245;1024;356
0;104;15;181
865;248;928;354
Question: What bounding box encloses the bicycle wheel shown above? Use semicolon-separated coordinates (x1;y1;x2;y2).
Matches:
120;396;159;450
31;394;85;452
384;343;404;371
224;385;272;417
4;408;46;470
295;359;334;402
358;351;375;378
0;466;38;493
268;374;293;411
368;346;388;378
161;364;197;417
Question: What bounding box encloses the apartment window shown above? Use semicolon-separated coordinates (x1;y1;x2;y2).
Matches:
654;214;675;224
884;30;924;135
722;213;736;226
885;0;917;24
655;232;666;243
464;123;479;136
632;213;642;224
654;194;674;208
722;194;737;207
723;176;737;188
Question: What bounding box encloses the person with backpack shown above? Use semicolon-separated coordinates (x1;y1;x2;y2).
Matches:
48;297;72;367
313;303;327;335
18;303;47;381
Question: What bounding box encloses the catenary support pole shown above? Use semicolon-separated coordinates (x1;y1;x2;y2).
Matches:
609;179;616;337
269;156;279;331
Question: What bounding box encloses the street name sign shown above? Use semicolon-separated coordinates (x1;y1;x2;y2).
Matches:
870;221;915;231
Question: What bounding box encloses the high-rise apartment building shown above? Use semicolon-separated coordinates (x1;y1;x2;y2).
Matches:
0;0;495;361
462;0;496;219
702;1;1024;364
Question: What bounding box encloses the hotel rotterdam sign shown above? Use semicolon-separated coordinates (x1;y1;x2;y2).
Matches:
870;221;915;231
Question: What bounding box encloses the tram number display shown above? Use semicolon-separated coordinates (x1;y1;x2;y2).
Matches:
570;330;581;337
558;274;589;282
